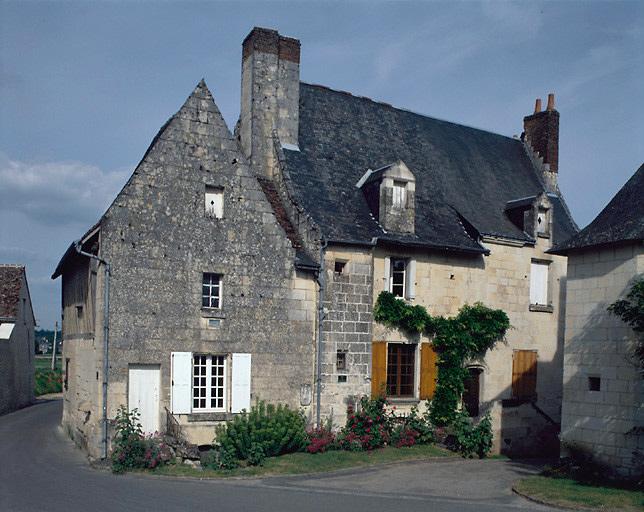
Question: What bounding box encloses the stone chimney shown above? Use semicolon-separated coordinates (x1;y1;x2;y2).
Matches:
239;27;300;177
523;93;560;181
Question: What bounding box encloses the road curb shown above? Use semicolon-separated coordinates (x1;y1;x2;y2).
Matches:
511;483;593;511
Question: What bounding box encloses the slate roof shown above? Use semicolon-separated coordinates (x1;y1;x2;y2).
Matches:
550;164;644;254
0;265;24;319
282;83;578;252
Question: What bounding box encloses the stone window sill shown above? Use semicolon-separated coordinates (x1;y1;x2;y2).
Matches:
387;397;420;405
529;304;553;313
201;308;226;319
537;232;551;239
187;412;233;422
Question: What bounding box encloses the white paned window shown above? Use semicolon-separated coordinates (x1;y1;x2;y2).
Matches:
205;186;224;218
202;273;222;308
192;354;226;412
392;181;406;209
390;259;407;298
529;262;549;305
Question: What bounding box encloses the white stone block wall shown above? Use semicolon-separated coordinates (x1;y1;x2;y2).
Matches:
561;243;643;477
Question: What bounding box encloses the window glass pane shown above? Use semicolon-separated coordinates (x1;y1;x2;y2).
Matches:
386;344;416;397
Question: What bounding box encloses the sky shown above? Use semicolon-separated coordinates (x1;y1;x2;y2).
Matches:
1;1;642;329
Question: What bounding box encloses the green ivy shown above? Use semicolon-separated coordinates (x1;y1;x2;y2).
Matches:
374;291;510;426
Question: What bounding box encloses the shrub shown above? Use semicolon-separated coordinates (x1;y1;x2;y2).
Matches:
214;401;307;466
390;424;419;448
336;396;390;451
110;406;171;473
402;405;434;444
451;409;493;458
306;426;336;454
202;446;239;470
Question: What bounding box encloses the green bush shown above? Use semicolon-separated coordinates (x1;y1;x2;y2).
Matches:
34;368;62;396
214;401;307;466
451;409;493;458
336;396;391;451
110;406;172;473
401;405;434;445
201;446;239;470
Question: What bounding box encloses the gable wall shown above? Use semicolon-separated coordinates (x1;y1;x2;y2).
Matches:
63;90;318;455
0;274;35;415
561;243;643;478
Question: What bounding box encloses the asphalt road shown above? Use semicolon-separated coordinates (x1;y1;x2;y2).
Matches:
0;399;556;512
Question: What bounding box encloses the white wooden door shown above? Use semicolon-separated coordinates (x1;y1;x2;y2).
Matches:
128;365;160;435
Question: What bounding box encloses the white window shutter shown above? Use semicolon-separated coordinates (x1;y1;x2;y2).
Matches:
406;259;416;299
171;352;192;414
384;257;391;292
530;263;548;305
231;353;251;413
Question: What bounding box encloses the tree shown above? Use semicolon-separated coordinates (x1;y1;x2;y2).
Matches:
608;277;644;370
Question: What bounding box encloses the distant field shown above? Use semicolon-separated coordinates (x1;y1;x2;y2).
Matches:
35;355;62;371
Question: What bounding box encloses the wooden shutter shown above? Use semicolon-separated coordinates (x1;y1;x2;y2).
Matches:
530;262;548;305
171;352;192;414
406;259;416;299
383;257;391;292
419;344;438;399
371;342;387;397
231;353;252;413
512;350;537;399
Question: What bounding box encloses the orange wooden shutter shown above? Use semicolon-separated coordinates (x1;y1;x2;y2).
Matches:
420;344;438;399
371;342;387;397
512;350;537;399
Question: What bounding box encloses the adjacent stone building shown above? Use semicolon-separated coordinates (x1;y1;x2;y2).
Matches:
53;27;578;458
0;264;36;415
551;164;643;478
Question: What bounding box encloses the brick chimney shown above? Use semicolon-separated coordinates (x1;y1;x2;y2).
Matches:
239;27;300;177
522;93;560;177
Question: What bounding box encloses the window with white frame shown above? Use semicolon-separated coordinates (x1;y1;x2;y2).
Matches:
390;258;407;298
202;273;222;308
205;186;224;218
392;181;407;209
529;261;549;305
192;354;226;411
536;209;549;235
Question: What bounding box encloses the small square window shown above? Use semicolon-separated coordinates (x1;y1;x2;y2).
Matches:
334;261;346;274
337;375;347;383
588;376;601;392
208;318;221;328
202;273;222;309
76;305;83;319
336;350;347;371
205;186;224;219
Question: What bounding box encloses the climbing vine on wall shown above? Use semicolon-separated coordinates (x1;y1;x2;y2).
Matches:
373;291;510;426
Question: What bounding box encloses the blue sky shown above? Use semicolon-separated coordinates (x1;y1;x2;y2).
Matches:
1;1;642;329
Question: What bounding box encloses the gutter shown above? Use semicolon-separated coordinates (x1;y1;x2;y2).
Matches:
74;240;111;460
315;236;328;427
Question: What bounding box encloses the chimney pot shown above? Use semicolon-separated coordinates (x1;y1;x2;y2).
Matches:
534;98;542;114
547;93;555;111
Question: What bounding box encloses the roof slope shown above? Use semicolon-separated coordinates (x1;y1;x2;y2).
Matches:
551;164;644;254
283;83;577;251
0;265;24;319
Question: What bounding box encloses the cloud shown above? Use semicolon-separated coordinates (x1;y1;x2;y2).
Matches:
0;152;129;226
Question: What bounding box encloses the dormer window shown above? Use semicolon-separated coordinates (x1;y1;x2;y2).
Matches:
392;181;406;209
536;208;549;236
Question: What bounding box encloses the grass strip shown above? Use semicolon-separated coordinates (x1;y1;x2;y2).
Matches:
151;443;453;479
514;476;644;511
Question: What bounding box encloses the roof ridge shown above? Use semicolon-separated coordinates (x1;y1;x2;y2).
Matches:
300;81;521;142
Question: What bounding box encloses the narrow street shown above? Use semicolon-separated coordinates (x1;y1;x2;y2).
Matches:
1;399;555;512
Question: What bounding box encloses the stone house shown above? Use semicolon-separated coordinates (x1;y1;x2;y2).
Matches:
52;27;577;458
551;164;643;478
0;264;36;415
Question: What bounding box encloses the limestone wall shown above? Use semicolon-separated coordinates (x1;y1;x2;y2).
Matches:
561;243;643;477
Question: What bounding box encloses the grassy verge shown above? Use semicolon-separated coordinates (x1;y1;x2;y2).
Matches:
151;443;453;479
34;355;61;371
514;476;644;511
35;368;62;395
